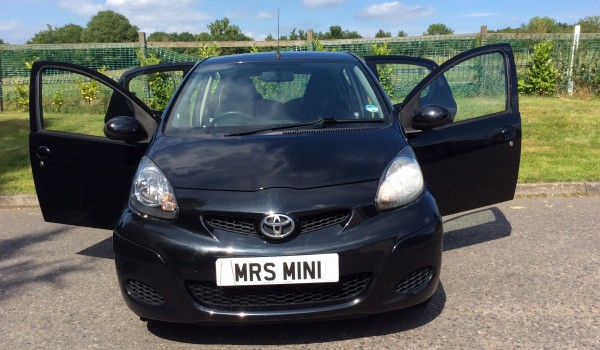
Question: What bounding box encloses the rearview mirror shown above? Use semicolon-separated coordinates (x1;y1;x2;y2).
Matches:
104;116;147;142
412;105;452;130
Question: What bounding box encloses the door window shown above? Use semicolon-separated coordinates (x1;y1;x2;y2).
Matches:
419;52;507;123
375;63;431;104
39;68;116;137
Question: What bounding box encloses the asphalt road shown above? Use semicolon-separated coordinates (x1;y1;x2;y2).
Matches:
1;196;599;349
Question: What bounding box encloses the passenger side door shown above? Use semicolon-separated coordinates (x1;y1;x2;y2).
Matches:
374;44;521;216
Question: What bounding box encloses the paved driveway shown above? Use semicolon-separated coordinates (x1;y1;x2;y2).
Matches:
1;196;599;349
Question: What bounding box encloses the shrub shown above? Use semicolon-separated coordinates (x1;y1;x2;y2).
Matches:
518;40;558;96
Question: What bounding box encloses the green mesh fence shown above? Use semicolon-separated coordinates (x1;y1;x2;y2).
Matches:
1;32;599;111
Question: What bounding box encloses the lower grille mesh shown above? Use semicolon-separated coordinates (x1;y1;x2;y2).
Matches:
396;266;433;295
187;273;371;309
126;280;164;306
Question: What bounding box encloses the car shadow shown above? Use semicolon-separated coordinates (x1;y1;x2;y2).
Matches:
146;282;446;345
77;237;114;259
442;206;511;251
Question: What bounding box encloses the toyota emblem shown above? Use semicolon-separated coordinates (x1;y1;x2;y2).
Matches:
260;214;295;239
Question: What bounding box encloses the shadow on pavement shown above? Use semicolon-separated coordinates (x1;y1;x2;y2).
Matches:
146;283;446;345
77;237;114;259
443;207;511;251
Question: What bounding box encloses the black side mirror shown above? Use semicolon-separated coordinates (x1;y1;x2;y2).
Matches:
412;105;452;130
104;116;147;142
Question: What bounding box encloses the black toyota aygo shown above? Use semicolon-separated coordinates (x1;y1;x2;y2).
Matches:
29;44;520;324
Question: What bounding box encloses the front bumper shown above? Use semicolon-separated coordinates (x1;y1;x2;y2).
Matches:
113;186;443;324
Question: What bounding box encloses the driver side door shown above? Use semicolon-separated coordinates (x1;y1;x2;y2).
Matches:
29;61;160;229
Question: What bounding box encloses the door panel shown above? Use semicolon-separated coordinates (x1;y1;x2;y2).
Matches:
398;44;521;216
29;61;156;229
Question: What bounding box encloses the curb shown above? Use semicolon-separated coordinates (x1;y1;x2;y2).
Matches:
1;182;600;209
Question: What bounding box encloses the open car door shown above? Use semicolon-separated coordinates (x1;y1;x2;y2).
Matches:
117;62;195;118
28;61;177;229
372;44;521;216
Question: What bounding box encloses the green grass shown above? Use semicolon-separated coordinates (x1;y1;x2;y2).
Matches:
1;95;600;194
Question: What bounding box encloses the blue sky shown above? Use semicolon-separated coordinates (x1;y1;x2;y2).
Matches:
1;0;598;44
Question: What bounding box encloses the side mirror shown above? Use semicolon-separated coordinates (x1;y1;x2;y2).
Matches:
412;105;452;130
104;116;147;142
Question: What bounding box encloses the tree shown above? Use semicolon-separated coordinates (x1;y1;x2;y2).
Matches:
397;30;407;37
375;29;391;38
206;17;252;41
314;25;362;39
81;10;138;43
521;16;571;33
424;23;454;35
518;40;558;96
577;16;600;33
29;24;83;44
0;38;4;44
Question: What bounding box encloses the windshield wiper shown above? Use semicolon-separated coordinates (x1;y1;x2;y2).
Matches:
224;117;383;137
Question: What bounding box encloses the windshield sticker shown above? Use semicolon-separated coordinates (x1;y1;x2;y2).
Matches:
365;104;379;113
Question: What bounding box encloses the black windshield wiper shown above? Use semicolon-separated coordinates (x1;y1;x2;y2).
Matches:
224;117;383;137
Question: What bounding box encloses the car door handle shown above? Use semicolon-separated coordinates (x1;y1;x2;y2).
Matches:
501;126;515;142
36;146;51;160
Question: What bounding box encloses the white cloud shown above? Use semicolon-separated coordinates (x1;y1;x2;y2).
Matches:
356;2;435;23
57;0;212;34
302;0;344;9
0;21;36;44
58;0;105;17
257;12;275;20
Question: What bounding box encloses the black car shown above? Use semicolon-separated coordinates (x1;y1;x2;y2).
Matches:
29;44;520;324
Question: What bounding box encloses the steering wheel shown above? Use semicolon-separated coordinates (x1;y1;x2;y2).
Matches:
211;111;253;126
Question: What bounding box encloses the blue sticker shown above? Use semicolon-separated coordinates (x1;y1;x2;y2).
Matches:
365;104;379;113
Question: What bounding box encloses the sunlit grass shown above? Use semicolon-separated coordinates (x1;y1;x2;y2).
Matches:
1;95;599;194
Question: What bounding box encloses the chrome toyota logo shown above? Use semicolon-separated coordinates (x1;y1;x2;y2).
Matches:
260;214;295;239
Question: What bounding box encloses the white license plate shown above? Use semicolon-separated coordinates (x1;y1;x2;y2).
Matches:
216;254;339;286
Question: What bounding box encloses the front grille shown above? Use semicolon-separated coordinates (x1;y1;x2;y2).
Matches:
187;273;371;309
205;216;255;234
126;280;164;306
300;210;350;233
204;210;351;236
395;266;433;295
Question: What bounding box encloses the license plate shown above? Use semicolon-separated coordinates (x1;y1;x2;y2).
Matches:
216;254;339;286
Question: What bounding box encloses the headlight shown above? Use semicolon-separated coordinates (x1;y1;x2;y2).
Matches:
375;146;425;211
129;156;178;219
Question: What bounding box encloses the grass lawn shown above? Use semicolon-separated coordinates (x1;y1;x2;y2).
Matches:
1;95;600;194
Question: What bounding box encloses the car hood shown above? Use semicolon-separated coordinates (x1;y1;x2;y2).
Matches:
147;127;407;191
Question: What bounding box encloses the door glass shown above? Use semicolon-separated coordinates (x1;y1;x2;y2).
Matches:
420;52;507;123
127;70;187;112
40;68;114;136
376;63;431;104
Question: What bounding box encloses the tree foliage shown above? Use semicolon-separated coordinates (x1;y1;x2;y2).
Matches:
577;16;600;33
424;23;454;35
375;29;391;38
28;24;84;44
0;38;5;45
205;17;252;41
518;40;558;96
397;30;407;37
81;10;139;43
314;25;362;39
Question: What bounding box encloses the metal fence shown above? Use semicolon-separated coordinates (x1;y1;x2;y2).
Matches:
1;29;598;111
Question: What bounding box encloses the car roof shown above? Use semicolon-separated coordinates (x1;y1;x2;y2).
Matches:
201;51;360;65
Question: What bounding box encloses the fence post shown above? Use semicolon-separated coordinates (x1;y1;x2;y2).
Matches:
480;25;488;46
138;31;147;60
567;25;581;95
307;29;314;50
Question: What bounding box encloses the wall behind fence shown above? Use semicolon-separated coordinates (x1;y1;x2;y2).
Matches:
1;28;598;111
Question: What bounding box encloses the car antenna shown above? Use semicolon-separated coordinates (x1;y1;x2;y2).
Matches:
276;8;281;59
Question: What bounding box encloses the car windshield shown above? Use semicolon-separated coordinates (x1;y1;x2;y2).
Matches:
165;58;388;136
